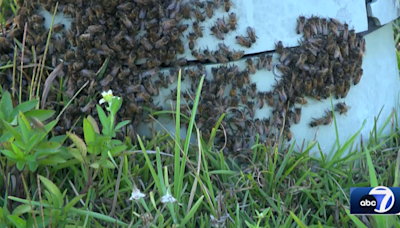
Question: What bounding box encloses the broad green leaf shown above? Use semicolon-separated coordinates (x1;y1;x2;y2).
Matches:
66;132;87;158
1;150;18;160
24;110;55;122
0;131;13;144
27;161;38;172
11;143;24;159
6;215;26;228
16;161;25;171
44;119;59;133
1;91;13;120
39;175;63;209
86;115;100;133
1;119;21;141
110;97;122;116
38;156;67;165
99;159;115;169
26;134;39;152
109;145;127;157
12;205;31;217
83;118;95;154
34;141;61;158
9;100;38;121
18;115;30;145
90;162;100;169
96;105;109;134
114;120;130;132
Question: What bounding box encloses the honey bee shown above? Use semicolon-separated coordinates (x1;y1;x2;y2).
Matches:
140;36;153;51
265;54;273;71
228;13;237;30
203;48;217;63
249;83;257;99
181;3;191;19
218;43;231;56
155;36;170;49
162;18;176;30
191;50;206;62
284;128;292;141
257;92;265;109
52;23;65;33
235;35;251;48
295;96;307;105
322;109;333;125
229;50;244;61
214;51;229;63
240;88;248;103
30;14;45;23
223;0;235;12
304;77;313;95
193;8;205;22
353;68;363;85
87;25;104;34
275;41;284;54
230;80;237;97
216;17;230;33
230;96;239;107
247;27;257;43
309;117;323;127
206;1;214;18
246;58;256;74
257;54;266;70
335;79;345;99
211;26;225;40
294;107;301;124
193;21;203;37
296;16;306;34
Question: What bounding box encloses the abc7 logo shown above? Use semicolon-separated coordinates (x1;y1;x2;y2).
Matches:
359;187;395;213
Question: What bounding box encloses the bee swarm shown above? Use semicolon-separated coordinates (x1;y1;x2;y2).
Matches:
0;1;365;156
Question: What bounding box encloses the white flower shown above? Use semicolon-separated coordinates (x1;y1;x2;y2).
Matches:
129;186;145;201
99;90;114;105
160;191;181;205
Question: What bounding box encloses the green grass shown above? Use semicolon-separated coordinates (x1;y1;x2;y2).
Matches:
0;3;400;228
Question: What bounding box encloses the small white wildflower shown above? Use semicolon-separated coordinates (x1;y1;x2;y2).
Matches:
99;89;114;105
160;191;182;205
129;186;145;201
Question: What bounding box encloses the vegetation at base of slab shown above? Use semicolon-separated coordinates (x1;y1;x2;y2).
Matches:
0;1;400;228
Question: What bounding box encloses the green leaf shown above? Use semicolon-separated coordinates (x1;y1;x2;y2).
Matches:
110;97;122;116
1;149;18;160
7;215;26;228
289;211;308;228
9;100;38;121
96;105;109;134
83;118;96;154
39;175;63;208
38;156;67;165
68;148;84;163
16;161;25;171
27;161;39;172
1;119;21;141
0;131;13;144
18;112;31;144
109;145;127;157
34;141;61;158
114;120;130;132
1;91;13;120
180;196;204;227
87;115;100;133
63;194;86;216
100;159;115;169
24;109;55;122
11;143;24;159
66;132;87;158
90;162;100;169
26;134;39;152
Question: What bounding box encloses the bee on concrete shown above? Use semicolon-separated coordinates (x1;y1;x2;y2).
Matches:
223;0;235;12
218;43;231;56
257;54;266;70
295;96;308;105
52;23;65;33
87;25;104;34
155;36;170;49
206;1;215;18
249;83;257;99
228;12;237;30
335;79;345;99
247;27;257;43
284;128;293;141
192;50;207;62
211;26;225;40
294;107;302;124
240;88;248;103
309;117;324;127
246;58;256;74
193;8;205;22
161;18;177;30
187;32;198;50
335;102;351;116
235;35;251;48
30;14;45;23
140;36;154;51
229;80;237;97
230;96;239;107
216;17;230;33
275;41;284;54
229;50;244;61
181;3;191;19
322;109;333;125
203;48;217;63
193;21;204;37
214;51;230;63
353;68;363;85
257;92;265;109
296;16;306;34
